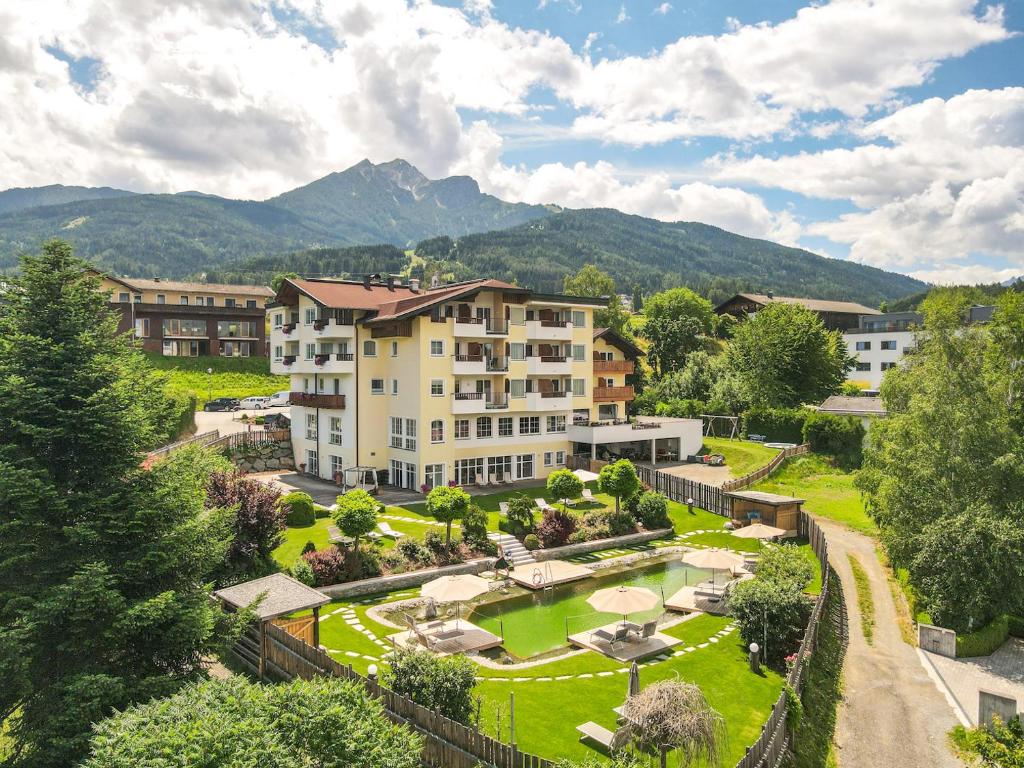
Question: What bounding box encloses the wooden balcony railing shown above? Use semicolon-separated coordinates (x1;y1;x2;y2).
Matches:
593;359;634;374
593;385;634;402
290;392;346;409
282;355;296;366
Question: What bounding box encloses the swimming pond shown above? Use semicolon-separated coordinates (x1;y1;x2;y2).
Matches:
466;556;728;659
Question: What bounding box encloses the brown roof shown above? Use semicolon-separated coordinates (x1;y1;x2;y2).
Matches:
99;271;272;297
212;573;329;620
369;279;524;323
593;327;644;358
285;278;421;310
818;395;888;416
719;293;880;316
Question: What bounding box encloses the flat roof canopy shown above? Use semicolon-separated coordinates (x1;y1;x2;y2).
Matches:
725;490;805;506
213;573;330;621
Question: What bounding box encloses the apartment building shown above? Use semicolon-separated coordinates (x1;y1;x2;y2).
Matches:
716;292;880;331
269;276;700;490
97;274;273;357
842;311;922;389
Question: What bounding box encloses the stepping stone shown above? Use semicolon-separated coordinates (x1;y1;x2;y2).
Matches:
578;673;593;679
345;619;359;625
345;651;359;657
513;677;531;682
673;650;685;656
536;677;552;682
684;646;696;652
616;668;629;673
697;642;709;649
555;675;572;681
597;671;614;677
361;654;377;661
709;637;719;643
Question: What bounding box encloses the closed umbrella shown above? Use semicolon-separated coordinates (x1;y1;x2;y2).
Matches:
732;522;785;540
572;468;600;483
587;585;660;627
421;575;489;628
681;548;744;586
628;661;640;698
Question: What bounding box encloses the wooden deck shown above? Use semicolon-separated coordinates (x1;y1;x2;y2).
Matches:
387;619;503;656
567;620;682;661
507;559;593;590
664;586;730;615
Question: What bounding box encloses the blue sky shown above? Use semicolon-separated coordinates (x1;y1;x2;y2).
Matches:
3;0;1023;284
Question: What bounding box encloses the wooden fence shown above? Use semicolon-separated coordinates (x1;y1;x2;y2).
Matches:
144;429;221;466
272;615;316;646
637;465;731;516
721;444;810;492
232;622;554;768
208;429;291;452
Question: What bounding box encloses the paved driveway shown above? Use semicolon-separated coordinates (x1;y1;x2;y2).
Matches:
194;405;289;436
922;639;1024;725
652;462;734;487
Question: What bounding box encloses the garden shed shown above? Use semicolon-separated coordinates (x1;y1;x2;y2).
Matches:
725;490;804;534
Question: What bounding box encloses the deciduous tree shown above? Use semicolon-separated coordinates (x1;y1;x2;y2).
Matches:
206;469;286;578
426;485;471;547
547;468;584;512
639;288;715;377
334;488;379;545
563;264;631;336
599;460;641;514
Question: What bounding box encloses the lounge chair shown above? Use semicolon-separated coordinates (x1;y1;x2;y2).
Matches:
488;474;501;486
535;498;554;512
404;614;437;650
638;620;657;639
499;501;510;515
591;625;630;648
694;581;725;600
377;521;400;539
576;722;631;753
581;489;597;504
477;476;489;488
502;475;515;486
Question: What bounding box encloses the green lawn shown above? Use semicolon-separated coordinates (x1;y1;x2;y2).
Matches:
702;437;781;478
145;352;288;408
752;454;877;536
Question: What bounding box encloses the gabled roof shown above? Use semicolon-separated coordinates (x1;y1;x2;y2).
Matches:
279;278;421;310
368;278;527;324
593;327;644;358
716;293;880;316
213;573;329;620
818;395;888;417
93;270;272;297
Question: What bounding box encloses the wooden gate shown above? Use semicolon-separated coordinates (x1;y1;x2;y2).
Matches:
272;615;316;646
918;623;957;658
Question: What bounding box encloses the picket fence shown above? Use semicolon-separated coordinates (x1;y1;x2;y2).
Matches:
208;428;291;452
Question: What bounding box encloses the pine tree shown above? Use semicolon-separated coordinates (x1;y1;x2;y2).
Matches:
0;240;236;767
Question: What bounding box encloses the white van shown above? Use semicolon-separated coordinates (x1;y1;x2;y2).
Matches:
239;396;270;410
265;391;291;408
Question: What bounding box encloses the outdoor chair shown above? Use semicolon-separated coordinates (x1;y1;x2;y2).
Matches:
502;475;515;486
377;521;400;539
488;474;499;486
477;476;489;488
591;625;630;648
694;581;724;600
535;498;554;512
404;614;437;650
576;722;631;753
499;501;510;515
639;620;657;639
581;489;597;504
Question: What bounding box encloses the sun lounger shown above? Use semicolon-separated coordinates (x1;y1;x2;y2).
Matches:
377;521;400;539
535;498;554;512
576;722;631;752
638;620;657;639
499;501;510;515
488;474;499;486
581;489;596;504
477;476;489;488
591;625;630;648
694;581;725;600
503;475;515;486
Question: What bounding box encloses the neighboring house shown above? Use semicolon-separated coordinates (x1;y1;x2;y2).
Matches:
96;274;273;357
817;395;888;430
715;291;880;331
841;311;922;390
269;275;701;489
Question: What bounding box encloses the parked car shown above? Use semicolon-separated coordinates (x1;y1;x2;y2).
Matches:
204;397;241;412
265;390;291;407
239;396;270;410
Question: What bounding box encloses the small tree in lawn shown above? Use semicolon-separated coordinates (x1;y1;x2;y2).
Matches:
426;485;471;548
383;648;478;724
621;680;726;768
333;488;379;546
599;459;641;514
547;468;583;513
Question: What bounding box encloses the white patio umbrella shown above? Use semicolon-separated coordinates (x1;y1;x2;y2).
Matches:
731;522;786;540
627;660;641;698
421;575;490;628
681;548;744;586
587;585;660;626
572;468;600;483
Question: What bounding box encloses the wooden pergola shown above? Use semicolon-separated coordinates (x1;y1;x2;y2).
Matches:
214;573;330;679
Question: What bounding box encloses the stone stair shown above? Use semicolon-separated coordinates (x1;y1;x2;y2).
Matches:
488;532;536;566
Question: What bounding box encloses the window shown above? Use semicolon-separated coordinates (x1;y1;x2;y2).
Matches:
206;297;214;307
134;318;149;338
363;340;377;357
305;449;319;476
430;340;444;357
546;415;566;433
329;417;343;446
488;455;512;481
595;350;613;361
162;340;200;356
510;379;526;398
572;344;585;361
162;318;207;336
391;341;399;357
855;362;871;371
390;417;404;449
225;298;236;308
543;450;566;468
881;362;896;371
510;343;526;361
306;413;317;440
195;296;204;306
305;343;315;360
330;455;344;479
572;378;586;397
476;417;492;438
133;294;142;303
218;321;256;338
519;416;540;435
118;291;130;302
390;460;417;490
455;419;470;440
455;458;484;486
370;378;385;395
498;417;513;437
273;345;283;361
246;299;257;309
509;306;526;326
304;307;316;325
516;454;534;479
855;341;871;351
404;418;416;450
273;313;283;328
430;379;444;397
156;294;165;304
391;379;399;395
431;419;444;443
571;310;586;328
880;340;897;350
220;341;252;358
425;463;444;490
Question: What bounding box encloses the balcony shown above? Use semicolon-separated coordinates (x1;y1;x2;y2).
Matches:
487;356;509;373
282;355;296;366
453;354;486;375
290;392;346;409
453;317;508;337
525;319;572;341
525;390;571;412
313;352;355;374
593;359;634;374
452;392;509;414
282;323;296;335
526;355;572;376
593;385;635;403
312;318;355;339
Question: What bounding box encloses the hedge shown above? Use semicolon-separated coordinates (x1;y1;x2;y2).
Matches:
802;411;865;468
955;614;1024;657
743;406;809;443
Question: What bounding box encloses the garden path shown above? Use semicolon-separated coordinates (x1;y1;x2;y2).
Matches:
820;519;963;768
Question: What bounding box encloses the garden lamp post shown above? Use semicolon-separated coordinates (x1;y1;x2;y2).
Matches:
687;497;694;515
206;367;213;403
748;642;760;672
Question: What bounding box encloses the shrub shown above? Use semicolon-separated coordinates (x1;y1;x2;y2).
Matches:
523;533;540;551
547;468;584;511
333;488;379;544
383;648;478;724
281;491;316;527
743;407;809;443
357;545;382;579
607;509;638;537
537;509;577;548
206;469;286;578
291;558;315;586
802;411;865;468
381;550;406;574
423;530;445;555
397;536;431;565
1009;615;1024;638
949;715;1024;768
756;544;816;591
634;491;671;530
503;494;535;535
653;398;704;419
314;504;331;519
301;540;317;555
460;504;490;548
956;614;1010;658
302;548;346;587
728;579;811;666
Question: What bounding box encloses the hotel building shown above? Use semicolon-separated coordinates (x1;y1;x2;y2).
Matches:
269;276;701;490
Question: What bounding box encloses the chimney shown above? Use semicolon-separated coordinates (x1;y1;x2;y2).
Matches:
363;274;371;289
386;275;395;291
409;278;420;292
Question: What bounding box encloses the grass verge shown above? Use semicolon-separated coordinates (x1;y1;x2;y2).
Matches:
848;555;874;645
701;437;781;477
144;352;288;408
875;546;919;646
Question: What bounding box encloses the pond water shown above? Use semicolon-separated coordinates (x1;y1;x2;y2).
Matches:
465;556;727;659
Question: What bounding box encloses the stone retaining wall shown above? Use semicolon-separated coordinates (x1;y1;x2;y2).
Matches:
532;528;672;561
231;440;295;473
320;558;496;598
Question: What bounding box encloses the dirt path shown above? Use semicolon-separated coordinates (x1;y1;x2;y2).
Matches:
818;519;963;768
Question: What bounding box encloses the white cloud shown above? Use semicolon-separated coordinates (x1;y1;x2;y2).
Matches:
615;4;630;23
909;264;1023;285
653;3;672;15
